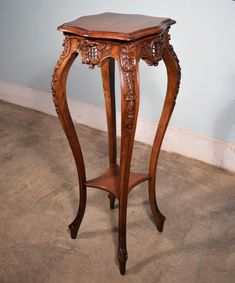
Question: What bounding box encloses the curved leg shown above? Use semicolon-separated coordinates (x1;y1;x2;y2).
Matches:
148;39;181;231
117;44;140;275
148;177;166;232
101;57;117;209
51;36;87;239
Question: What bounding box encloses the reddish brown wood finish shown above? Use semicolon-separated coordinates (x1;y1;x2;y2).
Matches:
51;13;181;275
101;57;117;209
86;165;150;197
58;12;175;41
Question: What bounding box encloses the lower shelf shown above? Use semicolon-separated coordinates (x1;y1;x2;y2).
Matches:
86;165;151;199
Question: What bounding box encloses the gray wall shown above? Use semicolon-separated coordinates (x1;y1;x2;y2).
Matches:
0;0;235;144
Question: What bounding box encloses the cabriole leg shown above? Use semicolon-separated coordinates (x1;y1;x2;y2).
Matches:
117;44;140;275
148;38;181;232
51;36;87;239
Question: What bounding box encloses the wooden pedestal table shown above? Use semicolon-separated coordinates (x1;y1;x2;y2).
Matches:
51;12;181;275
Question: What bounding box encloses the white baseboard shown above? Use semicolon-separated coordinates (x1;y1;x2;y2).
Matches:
0;80;234;173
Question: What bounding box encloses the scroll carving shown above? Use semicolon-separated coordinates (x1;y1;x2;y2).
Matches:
51;73;58;113
142;34;165;66
165;34;181;96
120;44;137;130
51;36;72;113
78;40;111;69
120;44;136;72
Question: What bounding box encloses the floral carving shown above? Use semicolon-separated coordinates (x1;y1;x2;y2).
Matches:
54;37;71;70
51;73;58;113
165;34;181;96
120;44;136;72
77;40;111;69
51;36;71;113
142;34;165;66
120;44;137;130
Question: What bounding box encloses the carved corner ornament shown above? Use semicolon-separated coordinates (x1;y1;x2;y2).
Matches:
165;34;181;96
77;40;111;69
51;36;112;113
120;43;137;130
141;34;165;66
142;32;181;96
51;36;72;114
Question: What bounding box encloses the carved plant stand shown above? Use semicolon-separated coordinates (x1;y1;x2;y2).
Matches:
51;13;181;275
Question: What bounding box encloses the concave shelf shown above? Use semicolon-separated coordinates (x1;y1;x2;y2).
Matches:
86;165;151;199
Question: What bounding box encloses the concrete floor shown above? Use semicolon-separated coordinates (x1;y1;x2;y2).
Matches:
0;100;235;283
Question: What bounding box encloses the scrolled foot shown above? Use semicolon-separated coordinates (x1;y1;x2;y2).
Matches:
149;202;166;232
68;217;82;239
148;178;166;232
108;193;116;209
117;248;128;275
155;212;166;232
